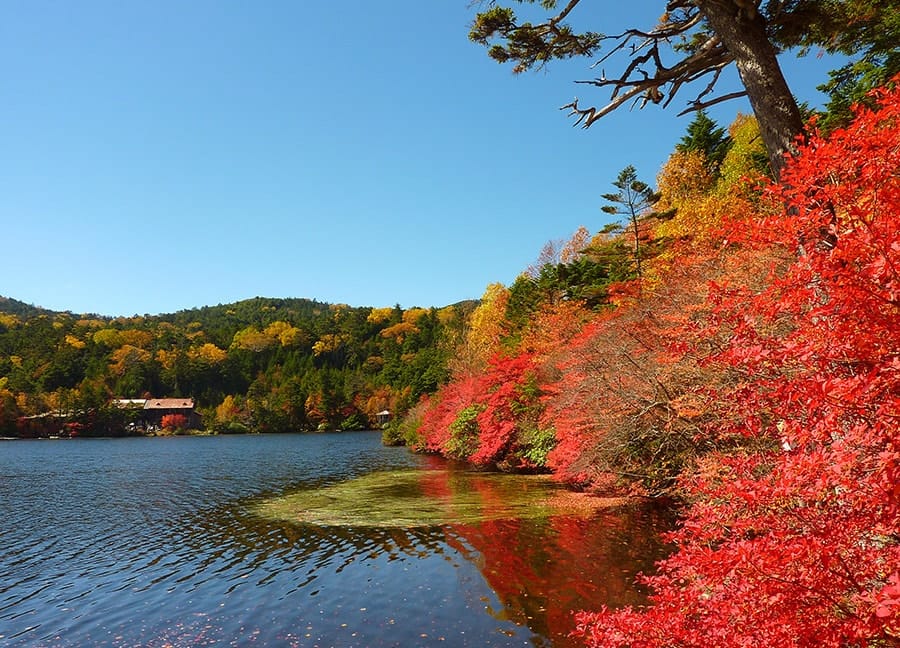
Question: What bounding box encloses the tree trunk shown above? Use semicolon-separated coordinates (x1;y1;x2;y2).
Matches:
629;212;642;280
696;0;805;178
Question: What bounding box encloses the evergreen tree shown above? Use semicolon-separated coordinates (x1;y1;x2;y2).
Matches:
601;166;661;281
676;111;731;175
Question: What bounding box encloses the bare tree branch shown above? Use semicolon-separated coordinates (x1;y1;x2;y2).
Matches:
678;91;749;115
562;28;733;128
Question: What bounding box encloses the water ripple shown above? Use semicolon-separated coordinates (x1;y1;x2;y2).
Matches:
0;433;672;647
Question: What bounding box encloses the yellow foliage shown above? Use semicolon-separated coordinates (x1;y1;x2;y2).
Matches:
652;114;765;247
10;355;22;368
264;321;305;347
232;326;275;352
65;334;86;349
188;343;227;364
718;113;767;190
278;326;306;347
655;191;748;243
656;150;714;211
264;321;292;338
402;308;429;324
367;307;394;324
436;306;457;325
44;391;63;412
380;321;419;343
93;328;123;348
312;333;348;356
52;321;64;330
156;349;178;370
119;329;154;349
0;314;20;328
109;345;151;376
452;283;509;374
215;395;242;424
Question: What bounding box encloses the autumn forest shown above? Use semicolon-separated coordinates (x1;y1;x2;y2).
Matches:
3;0;899;645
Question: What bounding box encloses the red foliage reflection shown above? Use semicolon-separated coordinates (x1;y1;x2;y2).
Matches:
418;460;673;646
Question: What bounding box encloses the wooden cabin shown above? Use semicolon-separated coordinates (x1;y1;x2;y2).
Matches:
143;398;201;429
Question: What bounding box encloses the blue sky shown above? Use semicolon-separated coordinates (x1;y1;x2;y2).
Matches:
2;1;843;316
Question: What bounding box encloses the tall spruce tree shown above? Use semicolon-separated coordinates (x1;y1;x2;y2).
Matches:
676;111;731;176
600;166;661;281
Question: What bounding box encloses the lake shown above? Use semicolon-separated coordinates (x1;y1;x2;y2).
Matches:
0;432;672;647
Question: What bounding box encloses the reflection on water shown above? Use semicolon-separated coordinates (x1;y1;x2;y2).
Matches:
255;463;623;527
0;433;672;647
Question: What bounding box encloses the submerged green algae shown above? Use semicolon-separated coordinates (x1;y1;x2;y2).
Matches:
254;468;616;528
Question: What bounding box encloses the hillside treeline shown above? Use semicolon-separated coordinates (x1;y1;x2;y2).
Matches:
0;296;475;435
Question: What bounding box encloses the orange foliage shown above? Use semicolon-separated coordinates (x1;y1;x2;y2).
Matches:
161;413;189;431
560;226;592;264
518;299;592;358
379;321;419;342
108;345;151;376
119;329;154;349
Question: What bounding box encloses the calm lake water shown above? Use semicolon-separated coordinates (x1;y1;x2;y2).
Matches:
0;432;672;647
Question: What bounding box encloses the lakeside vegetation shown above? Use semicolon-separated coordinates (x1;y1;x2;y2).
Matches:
395;86;899;645
0;296;475;436
2;1;898;645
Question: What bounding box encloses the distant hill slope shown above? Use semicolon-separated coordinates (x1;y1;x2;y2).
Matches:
0;294;480;323
0;291;479;435
0;296;57;318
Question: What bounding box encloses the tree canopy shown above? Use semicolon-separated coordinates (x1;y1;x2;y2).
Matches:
469;0;900;176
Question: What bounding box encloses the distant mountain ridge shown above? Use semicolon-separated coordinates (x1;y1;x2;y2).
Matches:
0;294;480;322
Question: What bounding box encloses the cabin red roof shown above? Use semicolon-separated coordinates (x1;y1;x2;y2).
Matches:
143;398;195;410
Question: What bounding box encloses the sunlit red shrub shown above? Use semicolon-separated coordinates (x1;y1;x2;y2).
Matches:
574;77;900;648
161;413;189;431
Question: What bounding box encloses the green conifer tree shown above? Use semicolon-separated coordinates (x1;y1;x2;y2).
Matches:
676;111;731;176
601;166;661;281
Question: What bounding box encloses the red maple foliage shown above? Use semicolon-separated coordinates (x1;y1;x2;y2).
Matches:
574;80;900;647
417;352;541;466
471;352;538;465
161;413;189;431
417;373;484;455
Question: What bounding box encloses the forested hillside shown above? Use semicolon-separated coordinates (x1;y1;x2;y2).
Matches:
0;296;475;435
392;81;900;644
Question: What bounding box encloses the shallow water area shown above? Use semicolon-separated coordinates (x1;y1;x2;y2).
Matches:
255;467;622;527
0;432;672;647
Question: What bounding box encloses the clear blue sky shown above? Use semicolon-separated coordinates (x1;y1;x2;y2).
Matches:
2;1;842;316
